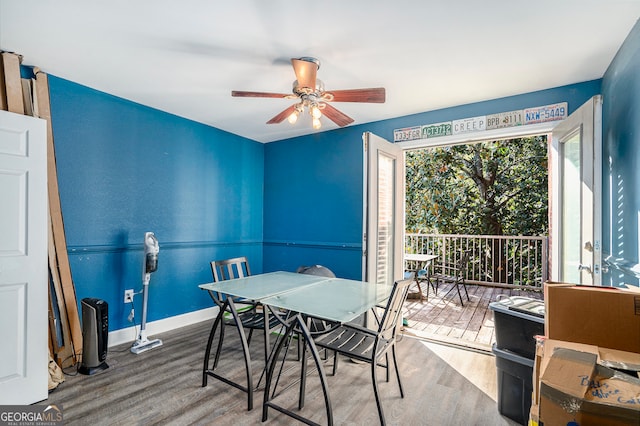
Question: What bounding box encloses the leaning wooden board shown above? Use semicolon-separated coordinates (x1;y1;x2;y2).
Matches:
35;70;83;365
0;54;7;111
48;214;75;367
1;52;25;114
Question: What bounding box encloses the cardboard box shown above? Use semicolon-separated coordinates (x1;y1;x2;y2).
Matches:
532;338;640;426
540;348;640;425
528;403;539;426
544;282;640;353
531;337;544;408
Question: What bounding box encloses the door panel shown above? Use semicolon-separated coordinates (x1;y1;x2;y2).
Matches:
363;132;404;285
551;95;602;285
0;111;48;404
560;132;582;283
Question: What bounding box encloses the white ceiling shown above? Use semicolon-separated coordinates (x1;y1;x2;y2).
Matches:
1;1;639;143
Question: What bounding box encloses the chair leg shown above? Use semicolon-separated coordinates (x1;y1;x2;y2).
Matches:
425;278;430;300
247;327;254;345
392;344;405;398
202;310;224;387
228;305;254;411
212;320;226;371
257;314;276;389
371;356;386;426
262;325;293;422
454;279;470;306
298;334;308;409
203;304;254;411
270;331;296;399
384;352;390;382
455;281;465;306
415;278;426;303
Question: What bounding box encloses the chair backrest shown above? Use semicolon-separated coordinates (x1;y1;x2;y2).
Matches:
207;257;251;307
455;250;471;278
296;265;336;278
210;256;251;282
377;279;412;340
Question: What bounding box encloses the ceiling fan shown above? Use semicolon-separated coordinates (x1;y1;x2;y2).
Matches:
231;57;385;129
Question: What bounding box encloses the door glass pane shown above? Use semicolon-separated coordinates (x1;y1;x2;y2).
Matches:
377;152;395;285
561;132;581;282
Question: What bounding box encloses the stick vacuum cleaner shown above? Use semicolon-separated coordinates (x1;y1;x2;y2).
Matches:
131;232;163;354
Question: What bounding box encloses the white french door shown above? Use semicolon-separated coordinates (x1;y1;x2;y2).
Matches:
362;132;404;285
550;95;602;285
0;111;48;404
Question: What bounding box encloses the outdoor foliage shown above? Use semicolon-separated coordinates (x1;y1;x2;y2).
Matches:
405;136;548;237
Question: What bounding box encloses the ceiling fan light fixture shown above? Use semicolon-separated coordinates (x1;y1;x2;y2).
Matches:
310;104;322;119
287;103;304;124
233;56;385;129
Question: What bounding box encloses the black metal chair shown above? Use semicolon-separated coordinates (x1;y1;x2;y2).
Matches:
404;263;436;301
313;278;412;426
202;256;281;411
208;257;265;346
428;250;471;306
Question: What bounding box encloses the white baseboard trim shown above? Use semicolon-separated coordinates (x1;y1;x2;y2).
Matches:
108;306;219;348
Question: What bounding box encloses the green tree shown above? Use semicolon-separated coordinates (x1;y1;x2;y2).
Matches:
405;136;548;281
406;136;548;236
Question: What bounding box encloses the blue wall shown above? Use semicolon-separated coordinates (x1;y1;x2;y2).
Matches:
263;81;602;280
263;130;365;280
48;76;264;331
602;20;640;287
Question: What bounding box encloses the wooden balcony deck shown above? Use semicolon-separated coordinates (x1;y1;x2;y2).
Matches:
401;281;543;352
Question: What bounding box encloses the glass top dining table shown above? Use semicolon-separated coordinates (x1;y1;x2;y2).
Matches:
199;270;392;323
199;271;394;425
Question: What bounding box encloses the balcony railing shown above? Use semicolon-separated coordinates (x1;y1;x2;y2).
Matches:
405;233;548;289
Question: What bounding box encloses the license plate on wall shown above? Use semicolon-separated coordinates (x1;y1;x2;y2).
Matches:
487;110;524;129
524;103;567;124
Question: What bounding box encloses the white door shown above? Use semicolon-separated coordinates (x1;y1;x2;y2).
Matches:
550;95;602;285
0;111;48;404
363;132;404;285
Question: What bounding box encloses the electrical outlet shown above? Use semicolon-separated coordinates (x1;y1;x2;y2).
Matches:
124;289;134;303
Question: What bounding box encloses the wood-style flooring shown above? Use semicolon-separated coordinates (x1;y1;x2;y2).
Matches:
46;318;520;425
402;282;543;352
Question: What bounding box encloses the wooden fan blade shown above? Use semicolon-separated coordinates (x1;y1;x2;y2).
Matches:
321;103;354;127
324;88;386;103
291;58;318;91
267;104;297;124
232;90;290;99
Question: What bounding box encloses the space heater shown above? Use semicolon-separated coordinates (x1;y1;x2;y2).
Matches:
79;298;109;375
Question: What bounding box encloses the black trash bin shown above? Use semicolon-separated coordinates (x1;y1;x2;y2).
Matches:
489;296;543;425
489;295;544;359
492;344;534;425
